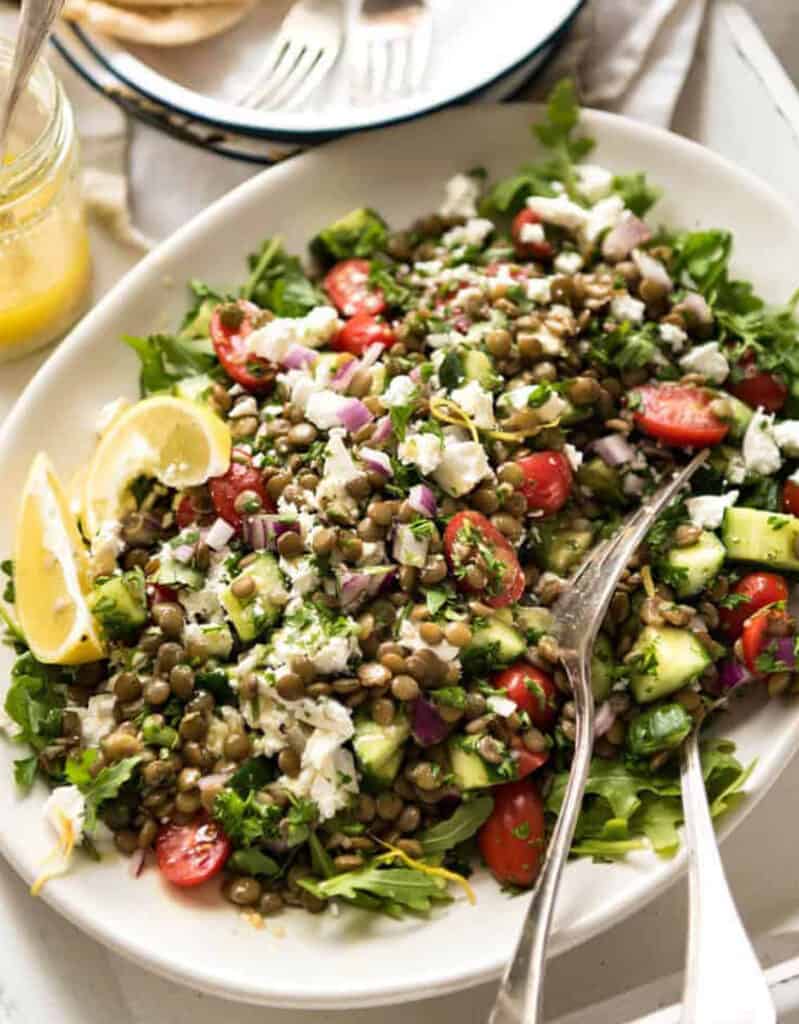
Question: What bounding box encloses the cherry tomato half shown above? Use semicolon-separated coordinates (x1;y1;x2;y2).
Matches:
324;259;386;318
147;583;178;608
511;740;550;780
491;662;559;731
156;817;231;888
783;480;799;516
209;451;275;530
719;572;789;639
516;451;573;516
478;780;546;887
632;385;729;447
741;606;793;673
210;301;275;394
443;510;525;608
730;354;787;413
511;208;553;262
332;311;395;356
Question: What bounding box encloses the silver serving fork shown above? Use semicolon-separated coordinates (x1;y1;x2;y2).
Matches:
489;449;710;1024
349;0;432;103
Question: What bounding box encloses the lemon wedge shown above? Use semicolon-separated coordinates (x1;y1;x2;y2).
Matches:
82;395;231;540
14;453;106;665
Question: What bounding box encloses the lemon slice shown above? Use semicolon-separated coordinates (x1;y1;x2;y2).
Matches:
14;453;106;665
82;395;231;540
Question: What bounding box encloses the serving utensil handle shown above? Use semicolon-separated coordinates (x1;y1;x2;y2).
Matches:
680;731;775;1024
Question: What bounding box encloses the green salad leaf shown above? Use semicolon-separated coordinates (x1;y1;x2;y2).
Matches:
243;236;324;314
66;749;143;832
300;864;448;914
4;652;67;753
123;332;217;396
611;171;662;217
419;796;494;857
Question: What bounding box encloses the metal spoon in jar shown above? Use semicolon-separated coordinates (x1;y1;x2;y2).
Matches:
0;0;65;162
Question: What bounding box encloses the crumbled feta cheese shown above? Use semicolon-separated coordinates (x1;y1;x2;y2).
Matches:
519;221;546;245
726;454;747;485
248;305;341;359
398;432;444;475
583;195;626;246
576;164;614;203
486;695;517;718
76;693;116;747
443;218;494;249
686;491;739;529
267;602;359;677
679;342;730;384
564;443;584;472
610;294;646;324
743;409;782;476
415;259;444;276
279;555;320;598
439;172;481;219
434;440;492;497
427;330;463;349
305;390;351;430
536;323;567;356
450;379;496;429
382;374;417;407
228;396;258;419
95;397;130;437
399;618;460;664
280;746;358;821
526;194;588;234
537;393;568;422
525;277;553;304
659;322;688;353
554;251;584;275
502;385;535;411
773;420;799;456
178;550;230;622
322;430;360;486
43;785;85;849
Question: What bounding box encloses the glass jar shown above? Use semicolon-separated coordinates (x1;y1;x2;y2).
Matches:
0;41;91;362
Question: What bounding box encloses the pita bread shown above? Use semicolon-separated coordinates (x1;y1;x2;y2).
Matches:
62;0;257;45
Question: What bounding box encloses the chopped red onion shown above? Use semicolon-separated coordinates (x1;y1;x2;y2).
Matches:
776;637;796;670
336;398;373;433
633;249;672;293
359;342;385;369
129;848;146;878
360;447;393;477
330;357;359;392
593;434;636;466
242;515;299;551
393;524;429;567
204;517;235;551
674;291;713;330
409;366;422;383
172;544;195;565
371;415;393;444
408;483;437;517
717;659;753;692
282;344;316;369
412;696;449;747
594;701;616;738
339;566;396;608
602;215;652;263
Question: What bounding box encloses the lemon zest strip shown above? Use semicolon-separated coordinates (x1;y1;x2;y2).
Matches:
375;840;476;905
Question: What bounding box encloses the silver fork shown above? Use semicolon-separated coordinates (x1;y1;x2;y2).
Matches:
236;0;344;112
489;450;711;1024
349;0;432;104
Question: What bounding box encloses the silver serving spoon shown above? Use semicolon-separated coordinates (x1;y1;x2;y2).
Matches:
0;0;65;162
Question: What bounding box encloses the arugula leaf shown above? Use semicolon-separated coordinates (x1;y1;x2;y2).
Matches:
66;751;142;832
229;848;280;877
285;797;318;846
369;262;411;310
439;350;465;391
243;236;324;315
309;831;336;879
300;864;447;914
488;167;557;214
419;796;494;857
590;321;661;371
671;229;733;297
4;652;67;752
13;755;38;793
213;787;282;847
179;279;226;338
123;332;217;396
228;755;275;796
611;172;662;217
626;704;693;757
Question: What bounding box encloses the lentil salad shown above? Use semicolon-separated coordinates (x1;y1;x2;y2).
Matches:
5;81;799;919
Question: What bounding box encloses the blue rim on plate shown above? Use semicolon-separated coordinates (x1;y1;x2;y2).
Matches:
55;0;584;147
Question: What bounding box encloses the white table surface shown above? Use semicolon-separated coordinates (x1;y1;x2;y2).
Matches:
2;4;799;1022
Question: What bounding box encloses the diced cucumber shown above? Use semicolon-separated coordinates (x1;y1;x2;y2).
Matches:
157;549;204;590
221;553;284;642
722;507;799;571
515;605;554;641
628;625;711;703
577;457;624;504
465;616;526;665
662;530;726;598
179;298;217;340
449;735;507;789
352;713;410;787
185;622;233;658
591;633;615;702
89;569;147;639
535;527;594;575
714;392;753;439
174;374;214;406
463;349;496;388
310;207;388;264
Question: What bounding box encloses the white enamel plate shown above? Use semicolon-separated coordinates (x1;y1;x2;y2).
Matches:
1;105;798;1008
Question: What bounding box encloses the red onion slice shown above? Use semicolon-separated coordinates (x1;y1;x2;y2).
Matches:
408;483;437;517
282;344;316;369
172;544;195;565
371;415;393;444
593;701;616;738
775;636;796;670
360;447;393;477
330;357;359;392
592;434;636;466
717;659;753;693
242;515;300;551
337;398;373;433
412;696;449;747
360;342;385;369
602;215;652;263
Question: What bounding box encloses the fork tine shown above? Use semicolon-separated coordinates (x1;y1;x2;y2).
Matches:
367;38;390;99
268;45;320;108
407;12;432;91
387;37;408;94
237;31;293;106
242;38;303;108
284;45;336;110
